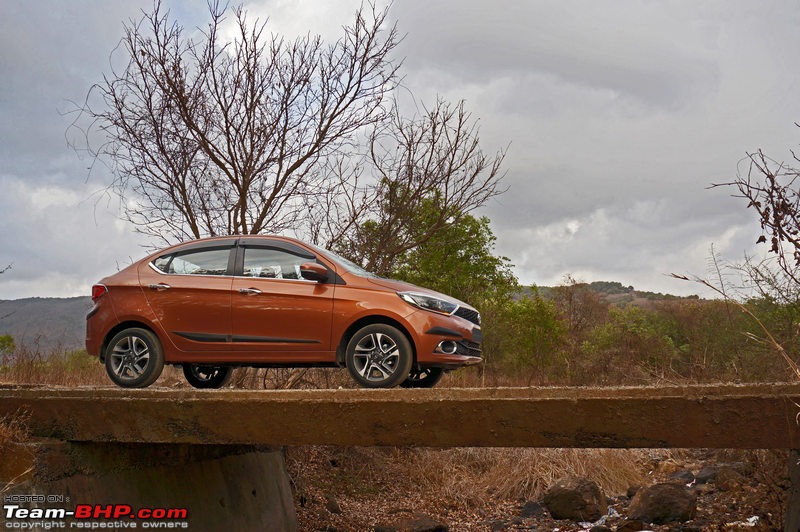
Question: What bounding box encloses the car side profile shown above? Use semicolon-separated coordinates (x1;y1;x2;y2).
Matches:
86;235;483;389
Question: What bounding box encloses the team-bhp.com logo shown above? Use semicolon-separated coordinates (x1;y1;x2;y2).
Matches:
4;501;189;529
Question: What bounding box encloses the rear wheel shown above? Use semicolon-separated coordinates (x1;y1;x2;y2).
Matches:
345;324;413;388
400;367;444;388
104;328;164;388
182;365;233;389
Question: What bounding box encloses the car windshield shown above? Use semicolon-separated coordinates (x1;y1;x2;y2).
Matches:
309;244;379;278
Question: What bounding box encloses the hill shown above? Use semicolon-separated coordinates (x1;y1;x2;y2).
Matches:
0;296;92;352
533;280;699;307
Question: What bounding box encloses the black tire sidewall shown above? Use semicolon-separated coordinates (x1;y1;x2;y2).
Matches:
346;324;414;388
400;367;444;388
104;328;164;388
182;365;232;389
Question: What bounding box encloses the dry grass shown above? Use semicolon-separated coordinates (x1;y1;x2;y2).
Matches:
286;446;648;511
0;343;107;386
0;410;29;448
407;447;646;506
0;410;32;497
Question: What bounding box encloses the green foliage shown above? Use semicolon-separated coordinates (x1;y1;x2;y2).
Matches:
392;214;517;305
481;291;565;382
0;335;14;355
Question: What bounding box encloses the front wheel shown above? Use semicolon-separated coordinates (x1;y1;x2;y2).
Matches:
183;365;233;389
104;328;164;388
400;367;444;388
345;324;413;388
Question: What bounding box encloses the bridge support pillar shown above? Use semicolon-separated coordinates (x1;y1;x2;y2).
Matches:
787;449;800;532
2;441;297;531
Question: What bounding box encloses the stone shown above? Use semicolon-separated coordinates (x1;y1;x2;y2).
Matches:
519;500;546;518
668;469;695;485
628;482;696;524
695;465;718;484
627;485;641;498
714;465;744;491
542;476;607;521
325;495;343;514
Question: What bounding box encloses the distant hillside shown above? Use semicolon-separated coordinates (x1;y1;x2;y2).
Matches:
0;296;92;352
531;281;700;306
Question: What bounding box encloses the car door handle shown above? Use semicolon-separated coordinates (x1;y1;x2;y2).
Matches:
239;288;262;295
148;283;171;291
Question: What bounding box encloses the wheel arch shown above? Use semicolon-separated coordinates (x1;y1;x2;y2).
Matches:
336;315;417;368
100;320;161;363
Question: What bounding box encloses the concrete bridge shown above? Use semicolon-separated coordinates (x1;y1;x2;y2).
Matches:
2;383;800;530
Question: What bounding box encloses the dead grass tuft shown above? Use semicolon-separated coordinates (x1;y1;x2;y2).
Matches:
0;343;107;386
0;410;30;449
406;447;646;507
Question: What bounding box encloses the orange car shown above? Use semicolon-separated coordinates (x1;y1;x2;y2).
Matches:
86;235;482;389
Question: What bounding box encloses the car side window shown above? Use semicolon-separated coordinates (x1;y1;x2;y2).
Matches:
153;248;230;276
242;247;310;280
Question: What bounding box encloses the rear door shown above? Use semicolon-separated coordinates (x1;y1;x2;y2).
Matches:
230;240;335;356
140;241;235;354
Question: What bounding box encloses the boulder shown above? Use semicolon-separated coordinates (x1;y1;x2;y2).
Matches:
628;482;696;524
542;476;607;521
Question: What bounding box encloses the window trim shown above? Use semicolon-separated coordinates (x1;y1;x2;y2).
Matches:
149;243;237;277
234;243;319;283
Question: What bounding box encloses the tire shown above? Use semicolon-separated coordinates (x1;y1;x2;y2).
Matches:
400;367;444;389
345;324;414;388
183;365;233;389
104;328;164;388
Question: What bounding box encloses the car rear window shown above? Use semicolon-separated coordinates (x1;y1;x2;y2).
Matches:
152;248;230;276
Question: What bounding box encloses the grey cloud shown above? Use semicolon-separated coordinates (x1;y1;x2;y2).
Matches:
3;0;800;299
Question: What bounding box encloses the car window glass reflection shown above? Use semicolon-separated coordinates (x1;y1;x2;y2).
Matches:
243;248;306;280
166;249;229;275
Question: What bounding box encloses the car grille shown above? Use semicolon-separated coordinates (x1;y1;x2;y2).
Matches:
456;340;482;358
454;307;481;326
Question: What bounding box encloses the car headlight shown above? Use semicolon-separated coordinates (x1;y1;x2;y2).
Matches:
398;292;458;315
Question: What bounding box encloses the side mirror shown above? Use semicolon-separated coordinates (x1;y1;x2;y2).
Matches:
300;261;329;283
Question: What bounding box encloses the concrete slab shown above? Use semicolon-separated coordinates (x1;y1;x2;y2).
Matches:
1;383;799;448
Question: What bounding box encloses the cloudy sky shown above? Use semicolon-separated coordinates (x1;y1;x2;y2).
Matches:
2;1;799;300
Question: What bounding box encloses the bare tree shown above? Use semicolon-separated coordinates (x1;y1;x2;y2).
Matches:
715;146;800;286
325;98;506;275
74;1;399;245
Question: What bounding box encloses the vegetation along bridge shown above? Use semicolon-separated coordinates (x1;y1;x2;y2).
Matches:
2;383;800;529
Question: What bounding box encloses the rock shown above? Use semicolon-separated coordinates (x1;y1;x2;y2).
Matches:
695;465;718;484
627;485;641;498
668;469;695;485
714;465;744;491
519;500;546;518
628;483;696;524
325;495;342;514
542;476;607;521
656;458;683;474
375;514;448;532
488;520;507;531
589;526;613;532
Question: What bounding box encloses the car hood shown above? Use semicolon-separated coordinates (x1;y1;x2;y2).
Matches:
365;276;475;311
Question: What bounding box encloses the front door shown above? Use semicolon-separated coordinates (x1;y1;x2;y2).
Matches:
231;243;334;359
